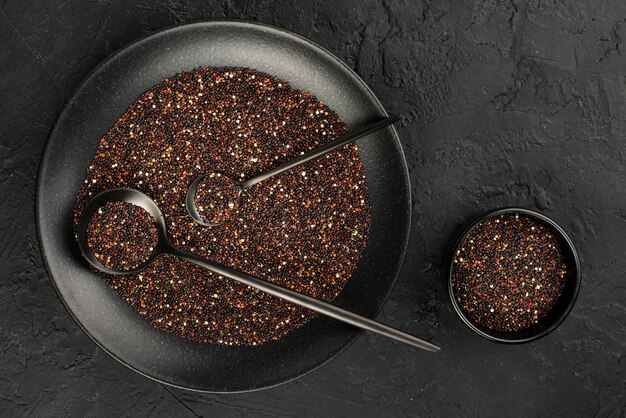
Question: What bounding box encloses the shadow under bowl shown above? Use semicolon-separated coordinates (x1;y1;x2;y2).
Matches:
448;207;581;343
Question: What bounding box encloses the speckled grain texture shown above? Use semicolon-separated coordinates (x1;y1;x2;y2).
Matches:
1;0;624;416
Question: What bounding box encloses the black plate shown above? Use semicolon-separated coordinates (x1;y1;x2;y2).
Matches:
37;20;411;393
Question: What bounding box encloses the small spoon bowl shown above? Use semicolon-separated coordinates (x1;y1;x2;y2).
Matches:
185;173;243;227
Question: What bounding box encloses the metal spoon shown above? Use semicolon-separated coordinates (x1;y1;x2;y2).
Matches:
77;188;440;352
186;115;401;226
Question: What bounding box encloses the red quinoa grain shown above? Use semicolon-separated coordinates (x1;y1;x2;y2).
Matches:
74;67;371;346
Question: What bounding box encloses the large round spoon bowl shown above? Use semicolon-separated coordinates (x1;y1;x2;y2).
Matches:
77;188;168;275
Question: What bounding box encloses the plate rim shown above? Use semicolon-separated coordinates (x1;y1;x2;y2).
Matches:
36;19;413;393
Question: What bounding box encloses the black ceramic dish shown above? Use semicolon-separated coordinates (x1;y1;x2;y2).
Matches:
36;21;412;392
448;208;581;343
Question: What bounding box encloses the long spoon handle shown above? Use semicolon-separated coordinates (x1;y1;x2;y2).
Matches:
171;247;440;352
240;115;402;189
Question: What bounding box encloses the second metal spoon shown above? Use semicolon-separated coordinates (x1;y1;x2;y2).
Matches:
186;115;401;226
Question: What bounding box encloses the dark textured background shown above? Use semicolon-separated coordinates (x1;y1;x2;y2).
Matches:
1;0;625;416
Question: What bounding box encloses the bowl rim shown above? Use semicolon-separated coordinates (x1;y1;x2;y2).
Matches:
447;207;581;343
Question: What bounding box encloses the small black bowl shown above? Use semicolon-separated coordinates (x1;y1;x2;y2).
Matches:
448;208;581;343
